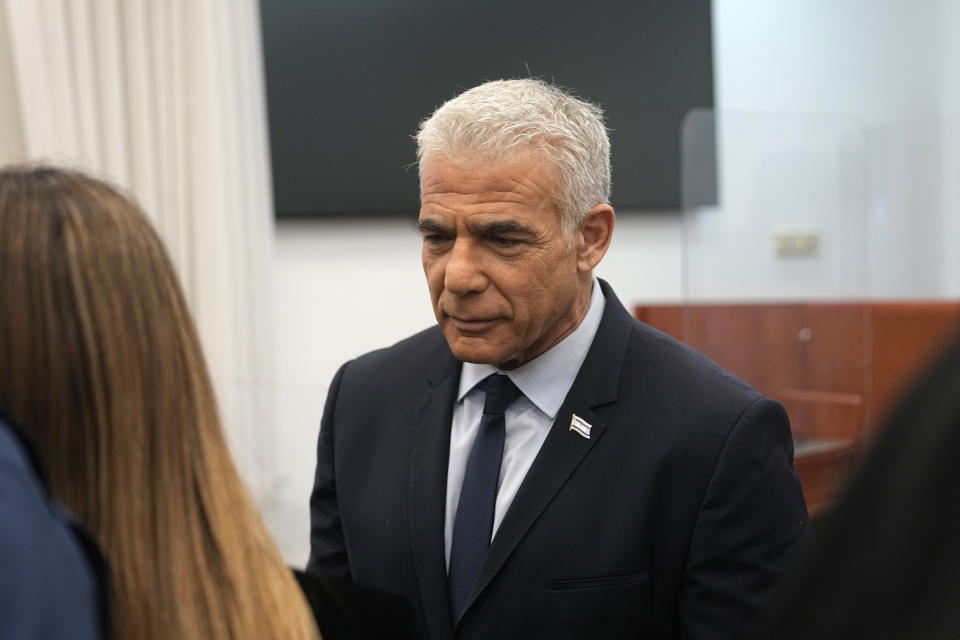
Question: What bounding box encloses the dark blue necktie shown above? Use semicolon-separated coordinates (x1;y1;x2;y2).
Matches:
448;373;521;619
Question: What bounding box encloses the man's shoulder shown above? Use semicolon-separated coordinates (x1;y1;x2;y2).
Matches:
583;280;765;409
593;281;760;403
622;313;764;404
600;306;787;459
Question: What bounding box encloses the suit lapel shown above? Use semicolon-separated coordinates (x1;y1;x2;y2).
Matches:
408;341;460;640
456;279;635;620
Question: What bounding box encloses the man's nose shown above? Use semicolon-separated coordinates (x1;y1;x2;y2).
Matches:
443;239;486;295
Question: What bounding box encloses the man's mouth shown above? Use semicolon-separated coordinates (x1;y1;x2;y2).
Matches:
448;315;499;333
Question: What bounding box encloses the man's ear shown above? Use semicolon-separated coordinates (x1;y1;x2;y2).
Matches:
576;204;615;272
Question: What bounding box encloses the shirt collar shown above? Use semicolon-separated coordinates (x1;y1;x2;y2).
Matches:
457;280;606;419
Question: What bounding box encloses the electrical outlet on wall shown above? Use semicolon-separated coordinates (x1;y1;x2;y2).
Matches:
773;229;820;257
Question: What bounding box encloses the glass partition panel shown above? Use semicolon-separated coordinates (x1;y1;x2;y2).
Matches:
642;110;870;518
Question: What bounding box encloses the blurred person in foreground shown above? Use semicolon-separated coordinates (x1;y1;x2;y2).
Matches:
758;332;960;639
0;409;106;639
308;78;808;639
0;166;318;639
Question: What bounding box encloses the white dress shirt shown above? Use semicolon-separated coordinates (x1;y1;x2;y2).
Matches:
444;281;606;567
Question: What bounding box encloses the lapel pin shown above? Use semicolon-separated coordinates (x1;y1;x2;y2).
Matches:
569;414;591;439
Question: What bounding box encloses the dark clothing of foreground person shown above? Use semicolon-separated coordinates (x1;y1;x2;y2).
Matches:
759;334;960;639
0;411;107;640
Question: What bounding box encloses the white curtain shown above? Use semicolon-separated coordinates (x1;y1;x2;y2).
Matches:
3;0;277;504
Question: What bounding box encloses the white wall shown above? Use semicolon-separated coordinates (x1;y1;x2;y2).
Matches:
941;0;960;296
709;0;947;299
714;1;943;123
0;3;24;164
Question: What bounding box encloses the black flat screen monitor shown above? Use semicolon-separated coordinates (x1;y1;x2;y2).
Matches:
259;0;716;218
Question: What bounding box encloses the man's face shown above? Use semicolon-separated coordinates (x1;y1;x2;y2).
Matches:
418;153;590;369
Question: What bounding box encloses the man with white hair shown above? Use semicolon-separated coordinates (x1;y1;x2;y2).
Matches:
308;79;808;639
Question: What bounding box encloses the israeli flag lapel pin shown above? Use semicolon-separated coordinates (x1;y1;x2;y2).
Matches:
569;413;592;439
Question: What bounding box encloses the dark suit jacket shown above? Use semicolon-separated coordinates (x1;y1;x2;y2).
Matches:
308;280;808;639
293;568;420;640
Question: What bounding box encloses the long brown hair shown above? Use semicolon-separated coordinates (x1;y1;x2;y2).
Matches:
0;166;318;639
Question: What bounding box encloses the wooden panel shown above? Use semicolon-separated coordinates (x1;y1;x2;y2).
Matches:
636;303;808;398
777;389;863;441
679;305;772;389
780;390;862;519
797;304;869;398
635;300;960;520
793;439;858;521
868;302;960;430
634;300;960;437
634;306;684;341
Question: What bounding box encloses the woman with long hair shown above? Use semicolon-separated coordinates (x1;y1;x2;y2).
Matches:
0;165;318;639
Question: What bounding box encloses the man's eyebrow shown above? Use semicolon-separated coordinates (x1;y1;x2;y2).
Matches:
417;218;451;234
469;219;537;237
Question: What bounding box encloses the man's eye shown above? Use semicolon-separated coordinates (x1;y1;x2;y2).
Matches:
423;234;451;245
491;237;520;248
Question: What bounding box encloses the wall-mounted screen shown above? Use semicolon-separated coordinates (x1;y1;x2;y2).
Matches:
259;0;715;218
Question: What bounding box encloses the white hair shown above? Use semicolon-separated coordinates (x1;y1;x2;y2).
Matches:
416;78;611;235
